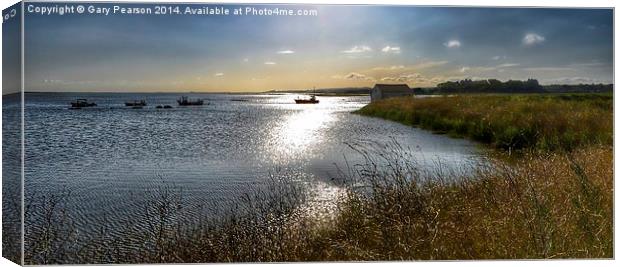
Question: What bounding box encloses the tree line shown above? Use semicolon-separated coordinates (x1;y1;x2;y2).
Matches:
411;79;613;94
435;79;545;93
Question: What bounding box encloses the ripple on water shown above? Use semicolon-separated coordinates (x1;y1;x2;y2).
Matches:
13;93;486;250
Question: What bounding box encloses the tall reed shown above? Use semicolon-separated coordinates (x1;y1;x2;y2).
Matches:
355;94;612;152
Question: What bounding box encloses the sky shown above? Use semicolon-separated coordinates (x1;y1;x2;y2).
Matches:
2;2;21;95
22;3;613;92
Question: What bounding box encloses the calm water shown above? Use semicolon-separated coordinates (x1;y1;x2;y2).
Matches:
6;93;485;239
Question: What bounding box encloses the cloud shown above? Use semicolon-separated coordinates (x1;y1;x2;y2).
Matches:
569;61;607;67
44;79;98;85
336;72;376;81
264;61;277;65
43;79;146;87
496;63;520;68
443;40;461;48
523;33;545;46
214;72;224;77
382;73;446;84
492;55;506;60
380;73;448;85
523;67;573;71
457;63;520;73
381;46;401;54
381;73;422;83
546;77;600;84
415;60;449;69
369;61;448;73
469;66;498;72
372;65;406;71
342;45;372;53
521;62;606;72
277;50;295;54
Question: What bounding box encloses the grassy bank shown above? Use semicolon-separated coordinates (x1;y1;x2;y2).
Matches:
320;145;612;260
14;94;613;263
355;94;612;152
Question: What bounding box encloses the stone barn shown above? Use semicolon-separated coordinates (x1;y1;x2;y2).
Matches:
370;84;413;102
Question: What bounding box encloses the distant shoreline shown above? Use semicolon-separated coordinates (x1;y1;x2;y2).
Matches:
18;91;371;96
6;82;614;96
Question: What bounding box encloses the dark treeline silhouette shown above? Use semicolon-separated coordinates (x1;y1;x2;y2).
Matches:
414;79;613;94
436;79;545;94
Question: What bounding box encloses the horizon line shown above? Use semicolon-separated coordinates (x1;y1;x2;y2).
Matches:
2;82;614;96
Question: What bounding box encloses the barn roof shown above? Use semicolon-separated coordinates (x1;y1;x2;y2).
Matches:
373;84;412;93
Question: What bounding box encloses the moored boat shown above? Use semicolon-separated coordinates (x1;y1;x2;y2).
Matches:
125;100;147;107
295;95;319;104
177;96;204;106
70;99;97;108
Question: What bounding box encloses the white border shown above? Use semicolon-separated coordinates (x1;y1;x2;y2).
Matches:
0;1;617;267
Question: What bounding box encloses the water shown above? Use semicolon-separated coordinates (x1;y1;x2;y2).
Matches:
2;94;22;259
6;93;485;241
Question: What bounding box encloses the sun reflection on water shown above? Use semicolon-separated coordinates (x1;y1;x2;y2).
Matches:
266;104;336;163
295;180;347;222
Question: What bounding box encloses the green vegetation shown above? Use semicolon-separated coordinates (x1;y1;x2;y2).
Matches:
12;93;613;263
419;79;612;94
345;93;613;259
355;94;612;152
320;145;612;260
437;78;545;94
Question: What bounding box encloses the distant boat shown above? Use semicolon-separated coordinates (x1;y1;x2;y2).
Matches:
177;96;204;106
295;87;320;104
70;99;97;108
295;95;319;104
156;105;173;109
125;100;147;107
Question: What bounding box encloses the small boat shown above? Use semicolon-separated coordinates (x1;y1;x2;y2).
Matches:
125;100;147;107
70;99;97;108
177;96;204;106
156;105;173;109
295;95;319;104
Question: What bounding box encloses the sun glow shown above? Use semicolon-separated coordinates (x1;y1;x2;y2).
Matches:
267;102;336;163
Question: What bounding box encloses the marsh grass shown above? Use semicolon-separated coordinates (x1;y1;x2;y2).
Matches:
319;144;612;260
355;94;612;152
